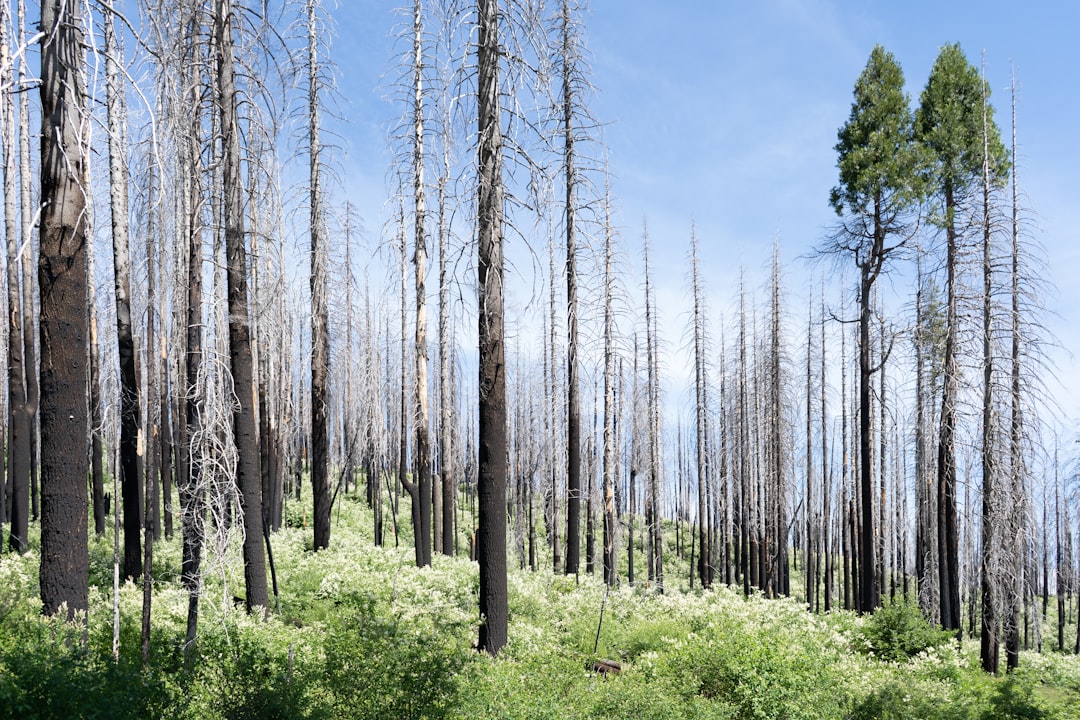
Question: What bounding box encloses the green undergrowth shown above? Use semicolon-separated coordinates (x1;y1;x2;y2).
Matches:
0;492;1078;718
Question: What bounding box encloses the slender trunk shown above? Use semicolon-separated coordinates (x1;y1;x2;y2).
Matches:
644;235;663;591
1;0;30;554
1005;71;1023;672
178;10;205;652
103;0;144;579
691;229;710;588
857;199;883;613
17;0;38;527
628;336;638;586
89;219;106;537
561;0;583;578
438;121;454;555
548;228;561;574
476;0;508;654
145;159;161;544
979;70;999;674
938;179;962;632
216;0;268;611
309;0;331;551
602;202;616;584
821;289;832;611
411;0;432;567
806;302;815;610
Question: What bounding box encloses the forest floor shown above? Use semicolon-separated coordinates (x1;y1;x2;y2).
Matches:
1;490;1079;719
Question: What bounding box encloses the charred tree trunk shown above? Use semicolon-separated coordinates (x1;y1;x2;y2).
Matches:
38;0;91;618
215;0;268;612
562;64;581;579
104;1;145;580
308;0;331;552
476;0;507;655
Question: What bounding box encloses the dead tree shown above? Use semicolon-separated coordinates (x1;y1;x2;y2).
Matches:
215;0;268;612
690;227;711;588
1;0;31;555
308;0;331;552
643;230;663;591
476;0;508;655
38;0;91;618
601;178;617;585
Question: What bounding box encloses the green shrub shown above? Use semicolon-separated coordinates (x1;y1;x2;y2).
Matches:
188;624;325;720
322;604;470;719
860;599;954;662
664;619;847;719
850;673;1052;720
0;614;176;720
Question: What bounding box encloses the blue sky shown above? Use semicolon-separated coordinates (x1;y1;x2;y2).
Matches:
330;0;1080;427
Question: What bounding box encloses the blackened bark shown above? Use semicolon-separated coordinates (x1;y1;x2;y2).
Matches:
858;223;879;613
562;0;581;577
215;0;268;612
178;8;206;652
308;0;331;552
937;180;962;633
103;1;143;580
476;0;507;655
38;0;90;618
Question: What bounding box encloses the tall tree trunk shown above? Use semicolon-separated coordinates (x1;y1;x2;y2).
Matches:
691;229;711;589
979;67;999;674
308;0;331;551
806;301;816;610
178;8;206;652
770;243;787;596
476;0;507;655
560;0;583;578
38;0;91;618
821;289;832;611
17;0;38;528
438;119;454;556
857;199;884;614
601;183;616;585
215;0;268;612
1004;71;1024;672
410;0;432;567
644;236;663;592
937;179;962;632
88;216;106;537
145;159;162;544
548;228;561;573
628;336;638;586
1;0;30;555
104;0;144;580
141;120;162;668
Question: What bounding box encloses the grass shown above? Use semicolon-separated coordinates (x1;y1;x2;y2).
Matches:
0;486;1078;718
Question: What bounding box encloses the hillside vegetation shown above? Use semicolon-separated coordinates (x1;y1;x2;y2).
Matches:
1;494;1078;719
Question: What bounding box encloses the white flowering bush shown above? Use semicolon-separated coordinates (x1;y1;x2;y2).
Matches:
1;488;1078;718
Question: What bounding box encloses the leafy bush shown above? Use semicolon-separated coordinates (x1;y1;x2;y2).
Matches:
662;607;850;719
321;594;471;719
0;613;176;720
186;621;326;720
860;598;954;662
850;673;1052;720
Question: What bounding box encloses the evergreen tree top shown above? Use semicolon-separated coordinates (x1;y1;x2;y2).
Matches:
830;45;925;221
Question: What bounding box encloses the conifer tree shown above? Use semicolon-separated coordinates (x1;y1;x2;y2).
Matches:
828;45;924;613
